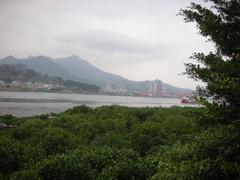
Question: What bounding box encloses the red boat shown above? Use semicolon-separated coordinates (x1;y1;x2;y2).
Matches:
181;96;196;104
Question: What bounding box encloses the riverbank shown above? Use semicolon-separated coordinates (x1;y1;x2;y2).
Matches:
0;91;197;117
0;87;95;94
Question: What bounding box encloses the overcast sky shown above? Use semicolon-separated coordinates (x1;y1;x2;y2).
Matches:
0;0;213;89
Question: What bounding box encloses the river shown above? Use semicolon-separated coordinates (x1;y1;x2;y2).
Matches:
0;91;197;117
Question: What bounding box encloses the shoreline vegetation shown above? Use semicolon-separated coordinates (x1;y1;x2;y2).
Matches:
0;105;239;179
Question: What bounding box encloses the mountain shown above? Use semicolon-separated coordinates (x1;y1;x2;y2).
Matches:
55;56;193;93
57;55;128;84
0;64;100;93
0;55;77;80
56;55;149;91
163;83;192;94
0;55;193;94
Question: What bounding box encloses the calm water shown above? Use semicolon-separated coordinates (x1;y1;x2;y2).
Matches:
0;91;197;117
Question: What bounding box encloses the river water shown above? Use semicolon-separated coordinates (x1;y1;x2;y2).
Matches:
0;91;197;117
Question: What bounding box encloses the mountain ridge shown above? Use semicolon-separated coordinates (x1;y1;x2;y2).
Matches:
0;55;78;81
0;55;193;94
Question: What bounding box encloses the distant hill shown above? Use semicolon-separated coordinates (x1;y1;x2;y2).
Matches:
57;55;129;86
0;64;100;93
56;55;150;92
0;55;193;94
163;83;193;94
0;55;77;81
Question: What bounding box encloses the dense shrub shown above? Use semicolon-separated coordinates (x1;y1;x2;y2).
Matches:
0;106;239;179
152;122;240;180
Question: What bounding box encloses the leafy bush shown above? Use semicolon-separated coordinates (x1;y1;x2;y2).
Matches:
0;106;239;179
152;122;240;180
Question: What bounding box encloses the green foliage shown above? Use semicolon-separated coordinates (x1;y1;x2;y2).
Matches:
152;122;240;180
0;114;23;126
180;0;240;121
40;127;78;155
15;146;148;180
130;122;167;155
0;106;239;179
0;136;20;175
65;105;92;114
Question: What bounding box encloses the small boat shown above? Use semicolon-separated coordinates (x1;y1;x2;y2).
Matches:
181;96;196;104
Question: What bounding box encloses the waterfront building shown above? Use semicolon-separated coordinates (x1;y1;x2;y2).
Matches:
148;80;163;97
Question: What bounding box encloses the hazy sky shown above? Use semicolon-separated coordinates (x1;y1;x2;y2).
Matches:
0;0;213;89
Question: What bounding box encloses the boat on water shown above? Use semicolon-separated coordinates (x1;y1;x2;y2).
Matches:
180;96;197;104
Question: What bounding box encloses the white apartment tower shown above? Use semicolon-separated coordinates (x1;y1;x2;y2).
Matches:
148;80;163;97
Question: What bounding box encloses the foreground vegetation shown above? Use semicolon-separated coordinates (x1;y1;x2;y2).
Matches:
0;105;239;179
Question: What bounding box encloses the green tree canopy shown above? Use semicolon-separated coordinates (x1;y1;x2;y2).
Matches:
180;0;240;122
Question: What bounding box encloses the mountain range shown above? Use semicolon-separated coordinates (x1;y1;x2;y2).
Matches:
0;55;193;94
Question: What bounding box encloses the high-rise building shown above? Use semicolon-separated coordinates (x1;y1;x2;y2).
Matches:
148;80;163;97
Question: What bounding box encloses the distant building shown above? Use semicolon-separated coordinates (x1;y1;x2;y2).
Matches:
34;83;50;89
0;80;6;87
148;80;163;97
133;91;147;97
162;86;167;96
11;81;22;88
104;84;113;92
25;81;33;88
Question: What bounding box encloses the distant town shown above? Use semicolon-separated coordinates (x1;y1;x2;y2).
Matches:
0;80;64;91
0;79;193;98
102;79;192;98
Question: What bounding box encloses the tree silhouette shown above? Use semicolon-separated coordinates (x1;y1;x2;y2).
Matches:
180;0;240;122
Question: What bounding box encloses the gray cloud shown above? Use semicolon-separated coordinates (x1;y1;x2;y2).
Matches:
56;30;166;54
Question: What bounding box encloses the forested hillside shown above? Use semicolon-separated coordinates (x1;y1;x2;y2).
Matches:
0;64;100;93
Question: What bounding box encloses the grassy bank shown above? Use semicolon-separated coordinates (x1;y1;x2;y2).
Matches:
0;106;239;179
